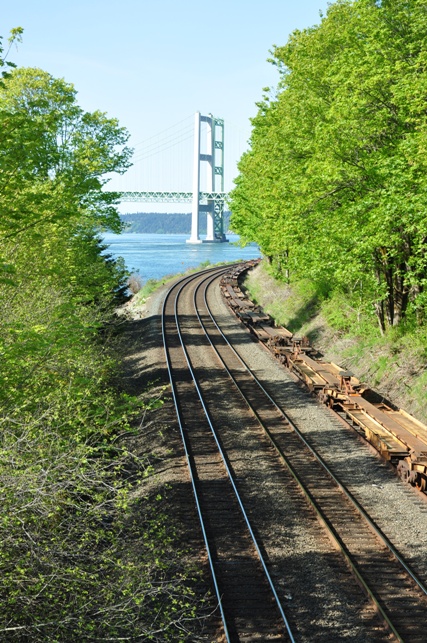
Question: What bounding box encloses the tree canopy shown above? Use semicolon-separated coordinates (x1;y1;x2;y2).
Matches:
230;0;427;333
0;31;205;640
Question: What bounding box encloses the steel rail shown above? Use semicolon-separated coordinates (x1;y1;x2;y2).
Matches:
202;272;427;591
177;270;296;642
161;266;234;642
197;273;402;639
196;271;427;641
203;274;427;598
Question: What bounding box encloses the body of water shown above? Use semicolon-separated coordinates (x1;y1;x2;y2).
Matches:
103;233;261;283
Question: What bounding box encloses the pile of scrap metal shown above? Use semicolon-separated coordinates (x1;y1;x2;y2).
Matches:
221;261;427;493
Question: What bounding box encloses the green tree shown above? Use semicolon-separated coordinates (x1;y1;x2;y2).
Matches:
0;36;208;640
230;0;427;332
0;27;23;75
0;66;131;244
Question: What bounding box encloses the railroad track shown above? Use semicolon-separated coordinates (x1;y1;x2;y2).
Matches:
162;264;427;642
162;265;294;642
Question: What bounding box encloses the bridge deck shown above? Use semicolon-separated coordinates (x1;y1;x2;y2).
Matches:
117;191;228;203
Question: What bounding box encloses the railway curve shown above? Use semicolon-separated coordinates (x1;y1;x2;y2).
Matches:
160;262;427;642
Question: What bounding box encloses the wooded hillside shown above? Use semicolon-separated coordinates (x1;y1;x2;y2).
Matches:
230;0;427;335
0;31;205;641
120;211;232;234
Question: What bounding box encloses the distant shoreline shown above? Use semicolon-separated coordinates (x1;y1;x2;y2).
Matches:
119;211;232;235
116;230;236;236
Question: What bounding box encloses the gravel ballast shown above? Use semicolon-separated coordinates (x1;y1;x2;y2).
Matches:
210;278;427;581
117;268;427;641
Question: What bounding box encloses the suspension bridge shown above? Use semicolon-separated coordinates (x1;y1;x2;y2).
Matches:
114;112;231;244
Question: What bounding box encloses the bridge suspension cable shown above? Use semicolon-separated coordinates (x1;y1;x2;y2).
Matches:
108;111;230;243
131;114;194;148
131;129;194;163
131;115;194;163
115;114;195;193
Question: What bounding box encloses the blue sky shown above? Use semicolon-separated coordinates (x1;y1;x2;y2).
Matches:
3;0;331;212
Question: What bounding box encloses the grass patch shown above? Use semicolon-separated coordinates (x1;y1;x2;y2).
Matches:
135;276;172;304
245;266;321;334
133;259;240;306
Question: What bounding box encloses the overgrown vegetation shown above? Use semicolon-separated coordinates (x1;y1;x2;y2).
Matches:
245;262;427;421
230;0;427;337
130;261;215;309
0;30;208;641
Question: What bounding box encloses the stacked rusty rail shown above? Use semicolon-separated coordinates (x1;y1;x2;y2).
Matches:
220;262;427;493
161;262;427;640
208;265;427;641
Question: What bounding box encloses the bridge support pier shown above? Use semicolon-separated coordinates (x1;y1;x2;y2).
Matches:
117;111;227;232
188;112;203;243
187;112;227;244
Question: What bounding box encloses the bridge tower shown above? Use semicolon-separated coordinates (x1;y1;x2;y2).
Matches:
188;112;227;244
